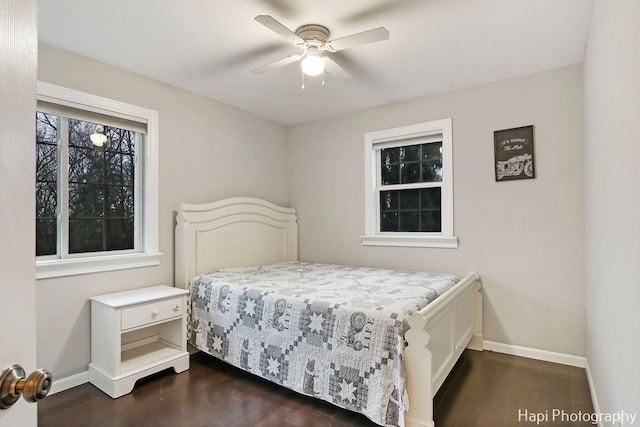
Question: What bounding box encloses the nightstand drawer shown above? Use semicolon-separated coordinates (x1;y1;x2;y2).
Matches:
121;297;183;330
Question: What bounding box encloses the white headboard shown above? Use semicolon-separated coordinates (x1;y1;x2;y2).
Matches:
174;197;299;288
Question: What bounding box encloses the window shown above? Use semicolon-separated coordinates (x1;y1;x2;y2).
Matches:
36;113;138;255
36;82;160;278
362;119;458;248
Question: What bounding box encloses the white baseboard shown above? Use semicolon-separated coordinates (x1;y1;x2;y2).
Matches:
585;362;602;425
483;340;587;368
49;370;89;395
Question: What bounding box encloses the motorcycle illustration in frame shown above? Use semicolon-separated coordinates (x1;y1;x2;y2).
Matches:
494;125;535;181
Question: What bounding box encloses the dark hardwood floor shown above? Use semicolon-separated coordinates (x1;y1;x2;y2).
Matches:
39;350;594;427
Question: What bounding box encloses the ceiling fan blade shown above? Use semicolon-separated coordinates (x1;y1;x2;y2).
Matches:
261;0;298;18
341;0;424;24
198;42;285;75
251;54;303;74
327;27;389;51
255;15;303;44
324;56;353;81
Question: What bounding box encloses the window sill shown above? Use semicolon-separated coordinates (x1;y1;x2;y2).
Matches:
36;252;162;279
360;234;458;249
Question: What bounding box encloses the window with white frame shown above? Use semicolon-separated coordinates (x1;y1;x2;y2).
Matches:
361;119;458;248
35;82;160;278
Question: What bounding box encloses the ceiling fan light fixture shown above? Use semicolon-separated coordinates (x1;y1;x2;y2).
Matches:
90;127;107;147
301;51;325;76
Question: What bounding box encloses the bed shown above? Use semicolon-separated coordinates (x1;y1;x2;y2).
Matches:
174;197;482;427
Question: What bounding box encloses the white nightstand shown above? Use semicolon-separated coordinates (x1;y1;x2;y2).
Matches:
88;285;190;398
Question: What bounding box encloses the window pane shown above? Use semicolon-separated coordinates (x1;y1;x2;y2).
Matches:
420;188;441;209
381;147;399;164
36;112;58;144
380;191;398;211
36;182;57;218
36;112;59;257
69;183;105;218
106;185;135;218
68;119;101;149
400;162;421;184
421;160;443;182
66;120;137;255
420;210;442;232
400;145;419;162
68;146;105;184
420;188;442;232
399;211;420;232
421;142;442;160
380;147;400;185
421;142;443;182
36;143;58;182
105;219;134;250
399;189;419;210
381;163;399;185
380;211;398;232
381;142;443;186
106;127;135;154
36;219;57;256
379;188;442;233
68;214;135;254
106;152;135;185
69;219;104;253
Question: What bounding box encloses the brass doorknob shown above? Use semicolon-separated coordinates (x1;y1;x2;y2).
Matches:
0;365;53;409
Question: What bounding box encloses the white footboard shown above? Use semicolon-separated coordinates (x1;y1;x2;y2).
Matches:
403;272;482;427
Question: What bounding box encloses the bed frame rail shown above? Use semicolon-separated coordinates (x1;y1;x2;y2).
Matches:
404;272;482;427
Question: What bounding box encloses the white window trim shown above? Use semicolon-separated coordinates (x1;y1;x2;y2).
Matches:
36;82;161;278
361;118;458;249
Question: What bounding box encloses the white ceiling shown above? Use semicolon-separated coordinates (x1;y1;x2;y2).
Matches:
38;0;594;125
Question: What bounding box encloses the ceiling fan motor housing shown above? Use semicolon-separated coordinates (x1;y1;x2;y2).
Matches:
295;24;330;47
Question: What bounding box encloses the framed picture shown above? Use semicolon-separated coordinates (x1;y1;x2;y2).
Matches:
493;125;535;181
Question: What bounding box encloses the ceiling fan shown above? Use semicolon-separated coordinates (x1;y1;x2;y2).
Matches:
251;15;389;81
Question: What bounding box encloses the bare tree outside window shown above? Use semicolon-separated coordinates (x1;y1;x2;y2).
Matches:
36;112;59;256
35;112;137;257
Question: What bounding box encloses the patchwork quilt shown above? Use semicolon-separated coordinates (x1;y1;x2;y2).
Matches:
189;262;457;427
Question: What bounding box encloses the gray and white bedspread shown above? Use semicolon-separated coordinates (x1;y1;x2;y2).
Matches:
189;262;457;427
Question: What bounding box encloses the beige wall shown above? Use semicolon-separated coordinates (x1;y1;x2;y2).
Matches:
38;45;587;381
288;65;585;356
584;0;640;421
36;44;288;378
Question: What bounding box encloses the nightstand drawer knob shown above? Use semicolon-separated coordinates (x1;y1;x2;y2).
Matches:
152;309;159;318
173;304;180;312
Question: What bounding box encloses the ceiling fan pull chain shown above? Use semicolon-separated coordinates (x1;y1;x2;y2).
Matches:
301;69;306;90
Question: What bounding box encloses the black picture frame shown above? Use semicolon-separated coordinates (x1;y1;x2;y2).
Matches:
493;125;535;181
